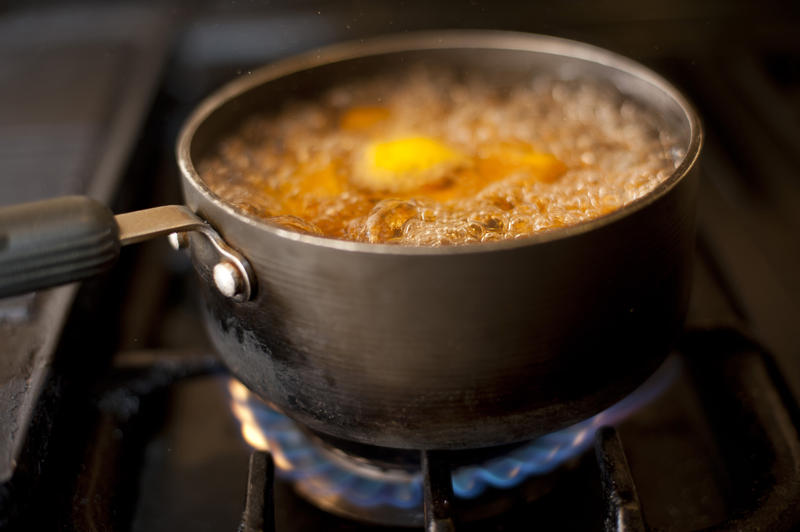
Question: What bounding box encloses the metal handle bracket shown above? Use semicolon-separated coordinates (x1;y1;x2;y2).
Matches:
115;205;255;301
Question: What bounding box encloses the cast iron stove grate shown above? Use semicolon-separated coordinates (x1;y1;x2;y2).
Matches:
40;327;798;531
231;329;800;531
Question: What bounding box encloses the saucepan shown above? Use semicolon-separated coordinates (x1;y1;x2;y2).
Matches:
0;31;702;450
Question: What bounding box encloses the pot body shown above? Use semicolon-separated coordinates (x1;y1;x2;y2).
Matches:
177;32;702;450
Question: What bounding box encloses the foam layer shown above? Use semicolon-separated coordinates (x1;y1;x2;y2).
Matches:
200;68;681;245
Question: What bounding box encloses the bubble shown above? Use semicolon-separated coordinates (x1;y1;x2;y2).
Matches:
200;70;681;246
507;215;536;237
365;199;420;243
266;215;323;235
469;210;506;233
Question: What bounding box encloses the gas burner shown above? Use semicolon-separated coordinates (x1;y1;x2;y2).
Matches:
228;356;679;526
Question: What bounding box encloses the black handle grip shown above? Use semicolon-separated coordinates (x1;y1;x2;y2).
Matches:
0;196;120;298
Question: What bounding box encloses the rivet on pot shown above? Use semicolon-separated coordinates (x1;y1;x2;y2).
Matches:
168;231;190;250
213;261;244;299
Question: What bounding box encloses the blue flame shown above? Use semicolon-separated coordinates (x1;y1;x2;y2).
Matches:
229;356;679;507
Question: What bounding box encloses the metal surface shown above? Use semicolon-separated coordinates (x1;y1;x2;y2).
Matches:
242;452;276;532
225;356;677;527
213;262;244;299
176;31;702;449
116;205;209;246
116;205;255;301
681;330;800;531
53;334;799;531
168;232;190;250
422;451;456;532
594;427;645;532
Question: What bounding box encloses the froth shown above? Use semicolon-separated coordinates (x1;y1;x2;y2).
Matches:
199;68;681;245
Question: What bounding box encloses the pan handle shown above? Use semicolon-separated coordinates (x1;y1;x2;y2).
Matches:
0;196;119;298
0;196;254;301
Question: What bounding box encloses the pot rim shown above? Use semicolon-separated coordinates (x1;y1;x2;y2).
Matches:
176;29;703;256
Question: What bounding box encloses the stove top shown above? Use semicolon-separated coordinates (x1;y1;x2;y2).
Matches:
1;1;800;530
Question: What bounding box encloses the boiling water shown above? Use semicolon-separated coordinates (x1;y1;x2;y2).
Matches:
199;69;681;245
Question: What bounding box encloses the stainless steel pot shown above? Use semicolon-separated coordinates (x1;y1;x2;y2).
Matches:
0;31;702;450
